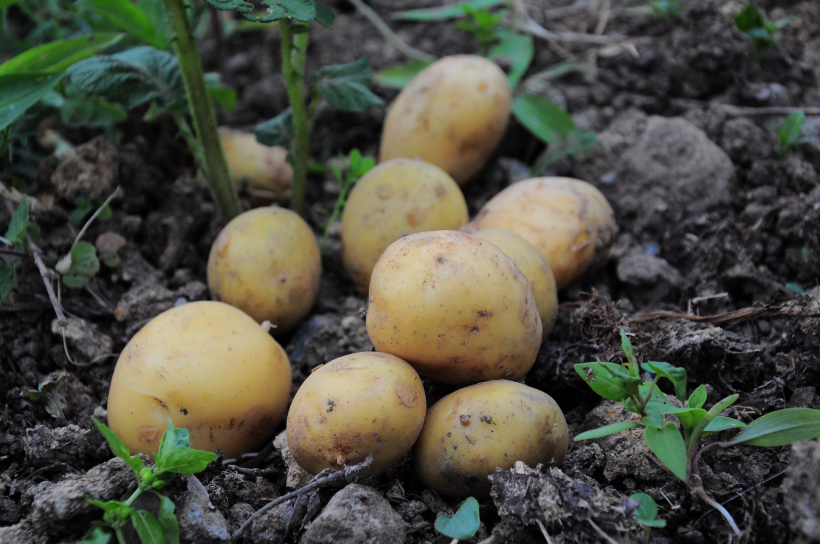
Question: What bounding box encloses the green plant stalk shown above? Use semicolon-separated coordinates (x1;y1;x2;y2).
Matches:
161;0;241;221
280;20;311;216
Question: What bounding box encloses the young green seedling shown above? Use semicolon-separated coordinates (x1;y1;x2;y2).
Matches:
778;110;808;155
455;6;505;55
629;493;666;543
733;3;791;50
22;371;70;419
318;148;375;252
78;418;217;544
575;330;820;535
434;497;481;544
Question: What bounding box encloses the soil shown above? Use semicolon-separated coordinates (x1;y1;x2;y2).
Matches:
2;0;820;543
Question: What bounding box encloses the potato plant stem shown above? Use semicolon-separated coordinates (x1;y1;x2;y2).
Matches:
161;0;241;221
280;19;311;216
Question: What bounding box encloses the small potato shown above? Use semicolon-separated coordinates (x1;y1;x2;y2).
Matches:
287;352;426;478
467;177;617;289
367;231;542;385
413;380;568;499
380;55;512;185
341;158;468;291
107;301;292;458
220;127;292;204
208;207;320;333
471;228;558;336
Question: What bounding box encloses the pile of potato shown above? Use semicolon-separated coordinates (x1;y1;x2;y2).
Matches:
106;54;616;501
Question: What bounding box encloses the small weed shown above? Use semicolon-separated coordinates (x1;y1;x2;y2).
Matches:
777;110;808;155
434;496;480;541
630;493;666;543
454;6;505;55
71;197;112;227
734;4;791;50
318;148;375;251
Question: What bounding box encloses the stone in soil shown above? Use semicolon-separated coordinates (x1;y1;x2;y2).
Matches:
783;438;820;543
178;490;231;544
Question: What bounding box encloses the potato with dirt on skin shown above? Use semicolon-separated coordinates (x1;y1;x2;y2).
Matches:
341;157;468;291
413;380;568;500
207;206;320;334
220;127;292;204
471;227;558;336
380;55;512;186
107;301;292;459
366;230;542;386
287;352;426;478
465;177;617;289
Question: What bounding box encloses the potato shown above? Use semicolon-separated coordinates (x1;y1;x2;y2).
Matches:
413;380;568;499
366;231;542;385
107;301;292;458
380;55;512;185
287;352;426;478
471;228;558;336
341;158;468;291
208;207;320;333
220;127;292;204
466;177;617;289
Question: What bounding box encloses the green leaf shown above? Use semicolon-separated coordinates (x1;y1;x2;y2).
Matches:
204;73;237;112
642;410;664;430
77;0;166;49
513;94;575;146
620;329;638;374
434;497;480;540
67;46;185;111
0;71;64;132
574;361;640;402
0;0;23;9
722;408;820;447
701;416;746;437
644;423;687;481
61;241;100;289
574;421;640;440
315;57;383;112
0;33;124;75
393;0;506;21
5;195;29;243
76;527;113;544
254;107;294;147
92;418;144;476
630;493;666;528
0;262;14;308
131;509;168;544
642;361;687;403
37;371;69;394
374;60;433;89
314;2;335;28
153;493;180;544
778;111;805;154
687;394;739;455
155;419;217;475
734;4;767;33
488;29;533;87
688;385;707;409
88;498;129;513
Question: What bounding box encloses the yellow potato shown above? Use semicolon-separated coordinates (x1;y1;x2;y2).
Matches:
471;228;558;336
107;301;292;458
366;231;542;385
467;177;617;289
341;158;468;291
207;207;320;333
413;380;568;500
380;55;512;185
287;352;426;478
220;127;292;204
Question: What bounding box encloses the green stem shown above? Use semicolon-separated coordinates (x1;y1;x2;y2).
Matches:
161;0;241;221
115;528;128;544
279;19;311;216
692;486;741;535
123;487;143;508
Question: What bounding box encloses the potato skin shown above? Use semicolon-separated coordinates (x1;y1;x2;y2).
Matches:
220;127;292;204
107;301;292;458
413;380;568;500
472;228;558;336
380;55;512;185
287;352;426;478
207;207;320;333
467;177;617;289
341;158;468;291
366;231;542;385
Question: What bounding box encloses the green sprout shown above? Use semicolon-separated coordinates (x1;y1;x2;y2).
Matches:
434;496;480;542
454;6;505;55
318;148;375;252
575;329;820;536
734;4;791;50
777;110;808;155
630;493;666;543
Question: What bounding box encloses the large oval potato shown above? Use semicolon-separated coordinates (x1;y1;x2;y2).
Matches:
208;207;320;334
342;158;468;291
107;301;292;458
466;177;617;289
220;127;292;204
366;231;542;385
380;55;512;185
413;380;568;500
287;352;426;478
472;228;558;336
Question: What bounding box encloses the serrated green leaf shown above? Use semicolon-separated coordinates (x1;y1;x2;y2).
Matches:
630;493;666;528
488;29;533;87
131;509;167;544
76;526;113;544
77;0;166;49
434;497;480;540
153;493;180;544
644;423;687;481
701;416;746;437
574;361;640;402
204;73;237;112
92;417;144;476
314;2;335;28
5;196;29;243
255;107;294;147
0;33;124;75
393;0;505;21
642;361;687;403
315;57;383;112
0;71;63;132
722;408;820;447
688;385;707;409
574;421;640;441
